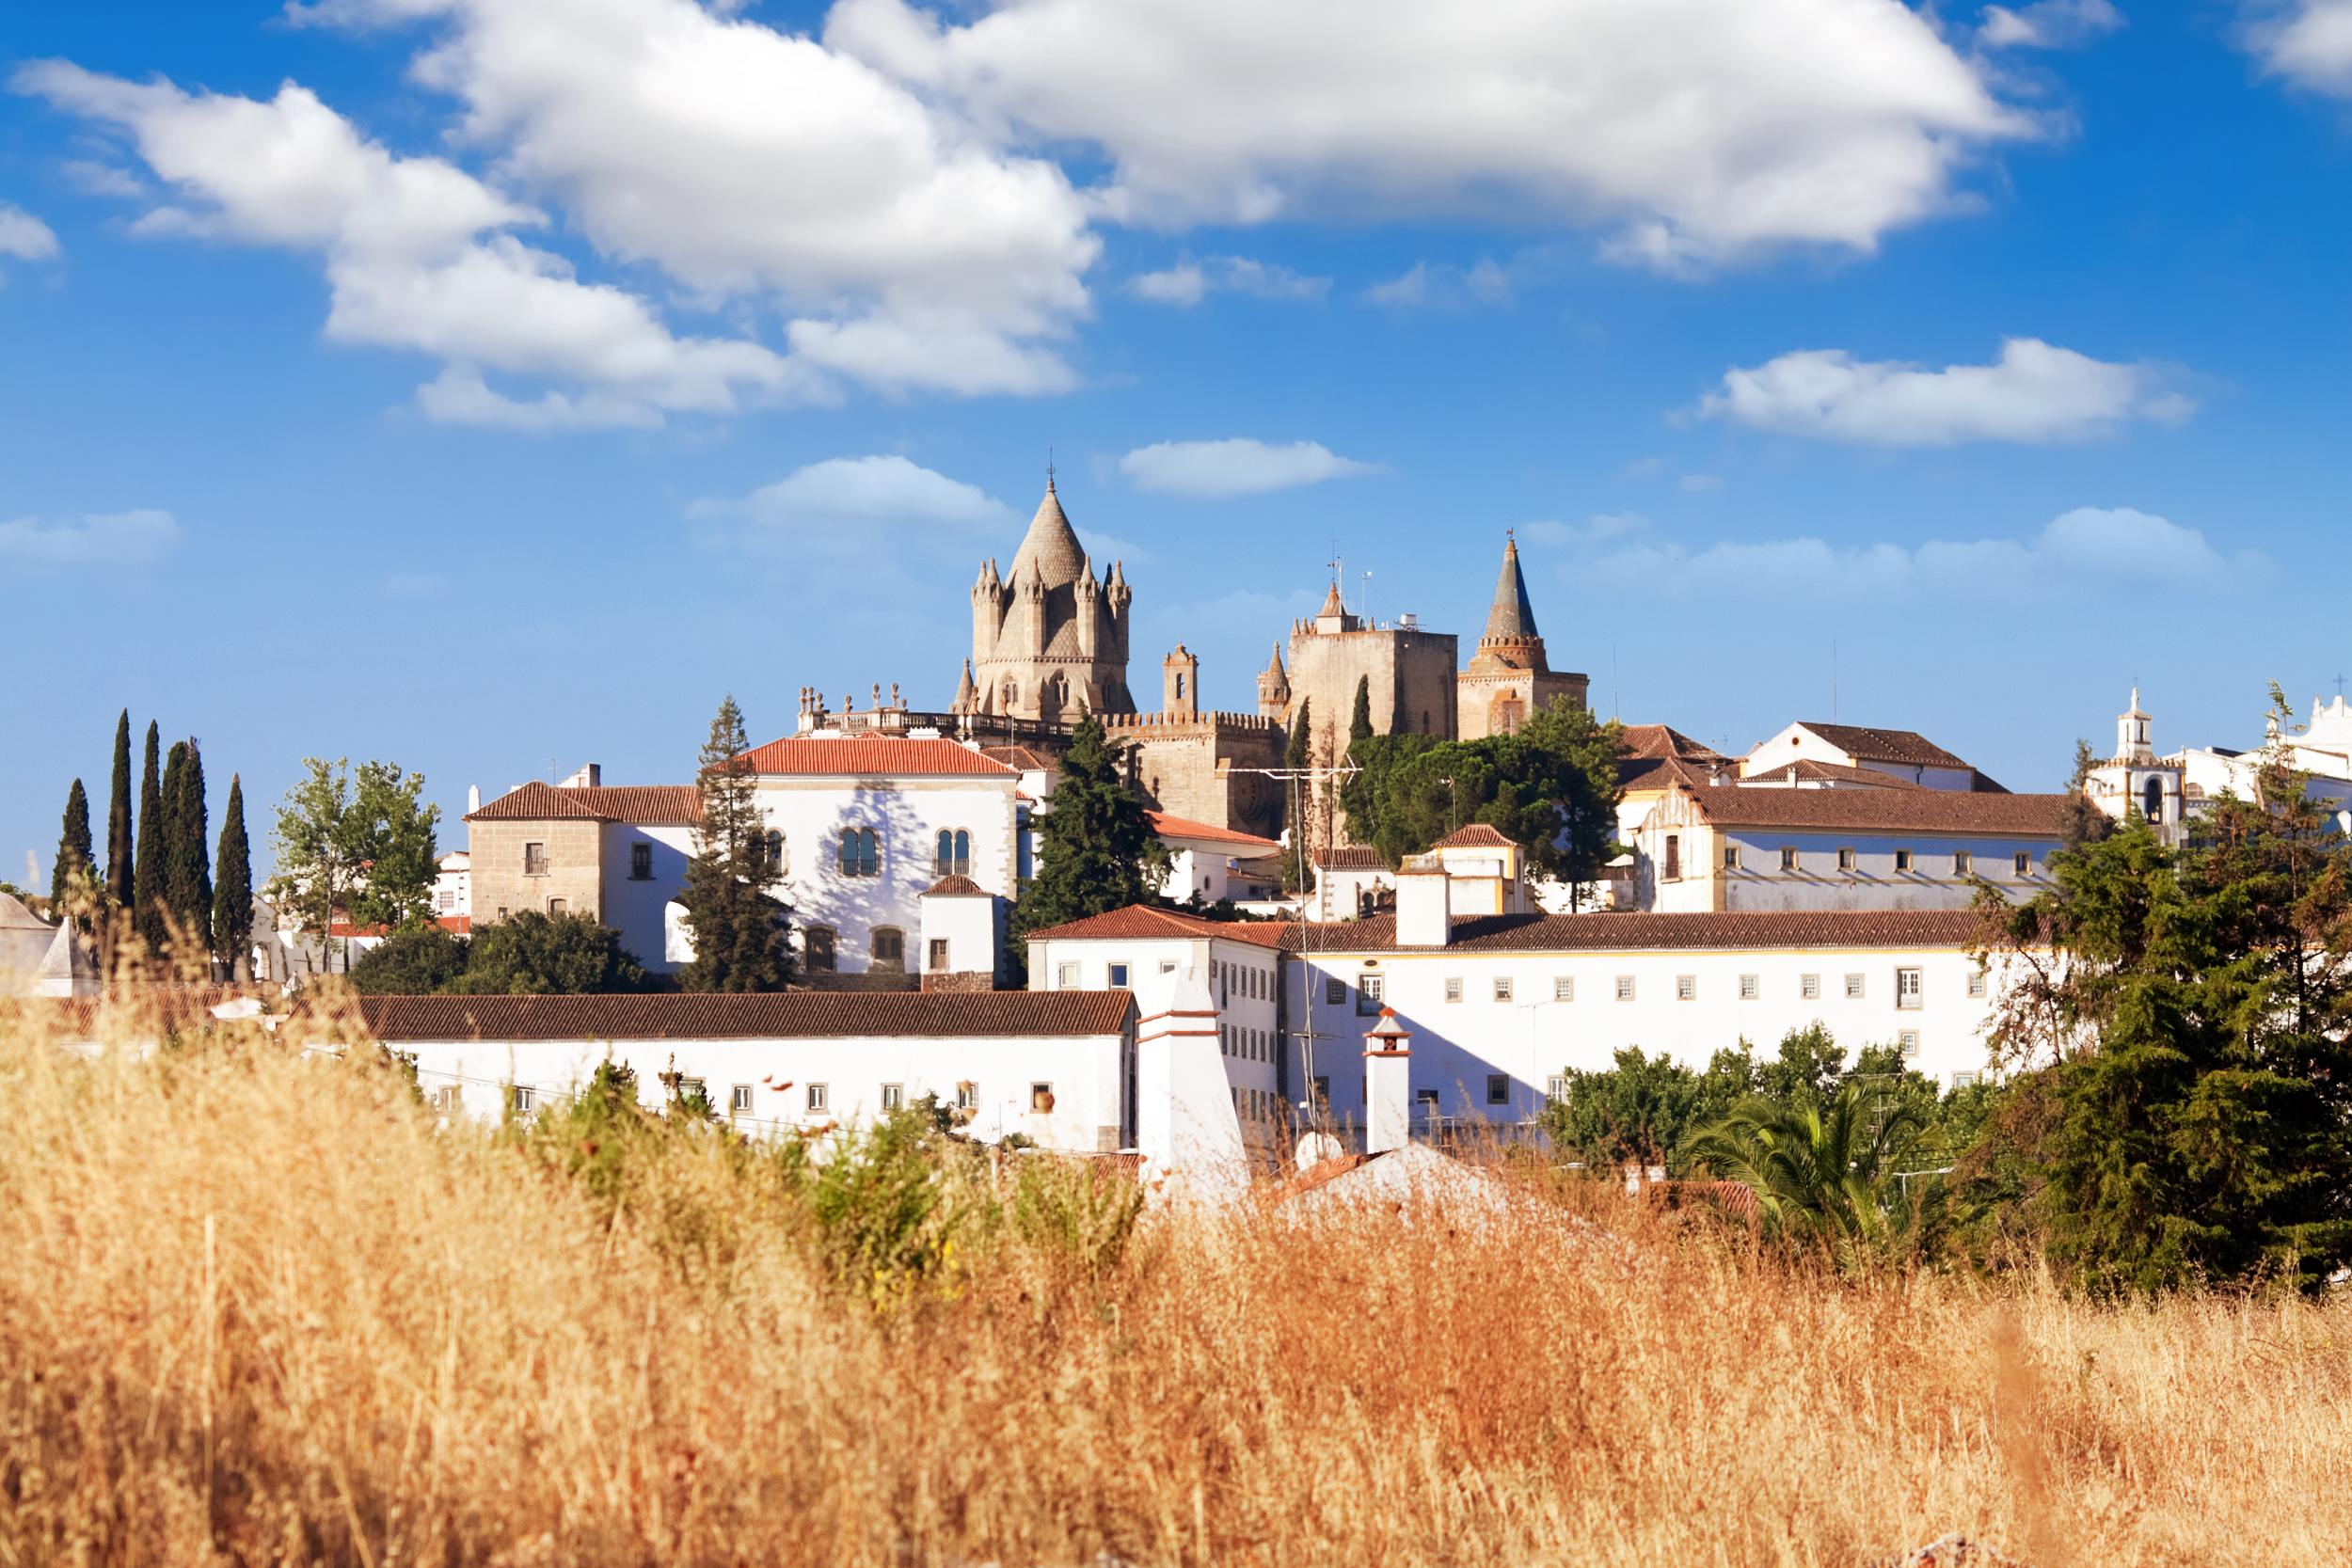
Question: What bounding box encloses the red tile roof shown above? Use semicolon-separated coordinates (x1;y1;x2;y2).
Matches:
921;874;990;896
1313;846;1389;871
1307;908;1988;954
979;744;1058;773
1149;811;1282;852
329;915;472;937
1675;784;2070;835
468;782;701;825
1789;722;1971;770
1620;723;1733;764
349;990;1135;1042
1735;758;1928;790
1619;754;1729;795
1432;823;1515;849
1022;905;1294;949
740;735;1018;779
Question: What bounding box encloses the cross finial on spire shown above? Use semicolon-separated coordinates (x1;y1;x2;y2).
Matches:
1046;448;1056;492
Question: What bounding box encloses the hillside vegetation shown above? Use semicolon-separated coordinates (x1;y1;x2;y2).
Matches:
2;998;2348;1568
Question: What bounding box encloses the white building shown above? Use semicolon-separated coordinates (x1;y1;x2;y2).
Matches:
1629;781;2067;912
2086;688;2352;845
464;776;700;973
1311;846;1394;922
350;990;1140;1151
1024;905;1291;1155
432;850;471;924
1741;721;1998;792
1149;811;1282;905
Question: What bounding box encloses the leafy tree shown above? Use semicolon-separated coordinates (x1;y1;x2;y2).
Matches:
1349;674;1374;746
343;761;441;930
461;910;647;995
348;920;470;994
162;739;213;942
1972;689;2352;1293
268;758;358;971
1539;1046;1702;1171
2061;736;2116;849
1011;714;1172;939
132;721;165;953
103;710;134;916
676;695;793;992
214;774;253;978
51;778;95;926
1518;700;1627;908
1682;1081;1929;1265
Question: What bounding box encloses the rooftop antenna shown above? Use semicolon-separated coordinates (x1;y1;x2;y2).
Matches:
1360;568;1374;627
2336;673;2346;700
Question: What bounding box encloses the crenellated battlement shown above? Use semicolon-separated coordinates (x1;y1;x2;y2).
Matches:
1106;709;1279;734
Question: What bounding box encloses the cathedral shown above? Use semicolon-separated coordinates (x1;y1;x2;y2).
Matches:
952;476;1136;722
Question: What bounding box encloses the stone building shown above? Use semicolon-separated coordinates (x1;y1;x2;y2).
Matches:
1106;644;1287;840
1279;581;1458;768
1454;533;1588;740
953;477;1135;724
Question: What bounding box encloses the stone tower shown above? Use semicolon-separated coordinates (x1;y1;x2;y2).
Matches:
1256;643;1291;720
955;477;1135;723
1455;533;1588;740
1163;645;1199;719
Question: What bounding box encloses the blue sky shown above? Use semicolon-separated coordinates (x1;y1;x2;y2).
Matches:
5;0;2352;879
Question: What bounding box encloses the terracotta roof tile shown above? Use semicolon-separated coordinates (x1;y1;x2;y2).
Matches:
350;990;1133;1042
1149;811;1281;852
1432;823;1516;848
1735;758;1929;790
740;735;1018;779
1023;905;1293;949
1313;846;1389;871
1619;724;1732;763
1790;722;1971;770
467;782;701;825
979;744;1058;773
1675;785;2070;835
921;875;990;896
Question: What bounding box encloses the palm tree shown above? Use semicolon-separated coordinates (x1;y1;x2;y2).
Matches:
1683;1082;1925;1266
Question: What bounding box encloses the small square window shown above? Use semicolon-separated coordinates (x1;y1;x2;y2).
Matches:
1160;959;1179;974
1413;1088;1440;1116
1614;974;1635;1002
1356;974;1385;1015
508;1085;536;1114
1967;971;1988;999
730;1084;753;1114
929;938;950;972
1553;975;1574;1003
1107;962;1130;988
524;842;548;876
1326;978;1346;1006
1899;1030;1920;1058
2013;851;2032;879
431;1085;462;1116
1675;974;1696;1002
1030;1082;1055;1113
630;842;653;880
1486;1074;1510;1106
1444;977;1463;1003
955;1081;977;1112
1954;850;1973;877
1722;845;1741;870
1952;1070;1982;1089
1802;974;1821;1001
1844;974;1865;1000
1056;961;1079;989
1739;974;1759;1001
1897;967;1923;1008
1780;847;1799;873
678;1074;708;1104
547;897;567;916
1493;976;1514;1003
1837;847;1857;873
1546;1074;1569;1102
881;1083;904;1111
805;1083;829;1113
1894;848;1914;873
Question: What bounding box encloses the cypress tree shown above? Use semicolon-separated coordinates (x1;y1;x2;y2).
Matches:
1349;674;1374;747
676;696;793;993
214;774;253;978
52;778;94;923
1282;698;1313;886
103;710;134;914
164;739;213;940
132;721;166;952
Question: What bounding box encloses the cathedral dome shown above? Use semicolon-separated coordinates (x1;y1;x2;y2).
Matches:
1006;479;1089;588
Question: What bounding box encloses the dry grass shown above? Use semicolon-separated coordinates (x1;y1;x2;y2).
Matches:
3;1001;2348;1567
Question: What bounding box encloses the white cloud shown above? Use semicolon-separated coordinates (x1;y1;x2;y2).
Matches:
1127;254;1327;306
287;0;1099;394
1594;507;2263;600
1520;514;1647;546
692;454;1017;559
58;159;148;198
0;508;178;567
1979;0;2123;50
2246;1;2352;94
1118;438;1378;498
0;201;60;263
1360;258;1510;310
414;364;664;430
830;0;2037;266
1694;337;2191;446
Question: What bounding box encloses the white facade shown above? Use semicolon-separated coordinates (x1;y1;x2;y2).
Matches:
599;823;695;972
1151;814;1282;905
1025;910;1289;1154
1742;721;1979;791
2088;689;2352;845
432;851;471;923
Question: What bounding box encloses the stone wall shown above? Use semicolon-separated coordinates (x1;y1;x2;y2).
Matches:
1456;668;1590;741
1111;712;1287;839
469;819;604;926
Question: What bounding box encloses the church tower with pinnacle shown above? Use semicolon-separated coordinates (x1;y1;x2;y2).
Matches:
1454;532;1588;739
953;474;1135;723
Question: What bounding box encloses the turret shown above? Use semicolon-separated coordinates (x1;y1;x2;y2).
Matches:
1074;554;1099;659
2118;687;2153;764
1257;642;1290;720
969;558;1003;665
1164;644;1199;720
1017;553;1048;659
951;659;978;717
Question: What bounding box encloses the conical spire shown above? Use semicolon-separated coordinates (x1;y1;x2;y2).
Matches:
1482;533;1539;644
1317;580;1346;620
1007;479;1088;587
1263;642;1286;679
953;658;977;708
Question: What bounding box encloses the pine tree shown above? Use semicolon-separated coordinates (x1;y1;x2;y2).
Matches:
132;721;166;953
214;774;253;979
163;738;213;939
677;696;793;993
52;778;95;925
1011;715;1172;939
1349;674;1374;747
103;710;134;915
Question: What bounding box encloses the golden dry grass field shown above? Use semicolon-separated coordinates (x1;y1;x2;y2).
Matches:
2;999;2347;1567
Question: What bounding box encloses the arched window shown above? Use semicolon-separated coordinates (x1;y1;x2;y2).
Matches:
837;827;880;878
2143;776;2163;822
802;926;836;972
871;926;906;971
934;829;971;878
1003;680;1018;709
764;830;786;880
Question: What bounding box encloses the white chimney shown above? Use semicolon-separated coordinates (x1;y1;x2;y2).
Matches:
1393;852;1452;946
1363;1007;1413;1155
467;784;481;813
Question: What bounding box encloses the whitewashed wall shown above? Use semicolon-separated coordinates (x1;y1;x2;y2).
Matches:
598;822;695;973
1634;815;2057;913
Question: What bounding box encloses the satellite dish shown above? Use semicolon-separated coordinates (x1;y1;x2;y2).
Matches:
1295;1132;1343;1172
